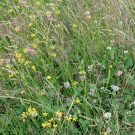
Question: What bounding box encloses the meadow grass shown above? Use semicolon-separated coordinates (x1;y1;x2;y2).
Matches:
0;0;135;134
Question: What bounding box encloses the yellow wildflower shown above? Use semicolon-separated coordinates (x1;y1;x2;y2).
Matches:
36;2;41;6
42;112;48;117
32;44;38;48
23;48;29;53
109;65;112;68
48;118;53;122
50;53;56;58
104;131;110;135
47;76;51;80
21;112;27;122
73;117;77;121
53;124;57;128
31;33;36;37
5;64;11;69
24;60;31;66
86;15;91;19
17;5;20;9
8;9;13;13
65;115;72;121
20;90;25;94
52;7;56;11
31;65;36;71
27;106;38;117
28;23;33;27
18;0;22;3
75;98;80;104
46;11;52;16
41;122;51;128
8;74;14;78
50;45;55;49
79;70;86;75
18;58;24;63
72;24;77;28
15;26;20;32
55;24;61;28
72;81;78;86
55;10;61;15
15;53;22;59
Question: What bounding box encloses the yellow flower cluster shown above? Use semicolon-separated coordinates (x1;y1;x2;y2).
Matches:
27;106;38;117
104;131;110;135
75;98;80;104
79;70;86;75
41;121;51;128
24;60;32;66
21;106;38;122
8;72;17;78
65;115;77;122
21;112;28;121
15;26;20;32
47;76;51;80
41;118;54;128
31;65;36;71
42;112;48;117
16;53;22;59
72;81;79;86
65;115;72;121
5;64;12;69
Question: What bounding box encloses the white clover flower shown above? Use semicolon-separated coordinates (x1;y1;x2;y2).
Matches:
110;40;115;44
88;65;93;71
31;112;38;117
124;50;128;54
89;89;95;96
104;112;112;119
64;82;70;88
107;46;112;50
118;70;123;76
85;11;90;15
111;85;120;92
94;20;97;23
79;76;86;81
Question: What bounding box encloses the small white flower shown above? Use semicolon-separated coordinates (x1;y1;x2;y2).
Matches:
88;65;93;71
46;3;55;7
31;112;38;117
93;99;97;103
94;20;97;23
118;21;123;25
79;76;86;81
107;127;111;132
104;112;112;119
64;82;70;88
111;85;120;92
118;70;123;76
85;11;90;15
110;40;115;44
107;46;112;50
111;54;114;59
101;87;105;90
124;50;128;54
89;89;95;96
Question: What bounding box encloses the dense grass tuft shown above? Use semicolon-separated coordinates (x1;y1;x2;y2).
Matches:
0;0;135;134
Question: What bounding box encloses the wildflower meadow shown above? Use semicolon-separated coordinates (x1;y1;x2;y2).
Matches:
0;0;135;135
